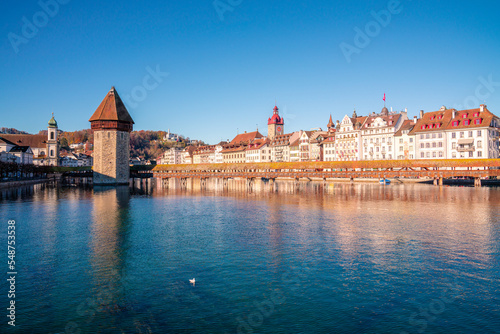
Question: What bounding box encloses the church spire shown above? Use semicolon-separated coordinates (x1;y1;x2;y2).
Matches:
327;114;334;129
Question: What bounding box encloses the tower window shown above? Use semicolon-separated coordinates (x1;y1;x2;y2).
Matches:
50;132;54;140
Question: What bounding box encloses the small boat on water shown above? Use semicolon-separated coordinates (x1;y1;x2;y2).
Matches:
379;179;391;185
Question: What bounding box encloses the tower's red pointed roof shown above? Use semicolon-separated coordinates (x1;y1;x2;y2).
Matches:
89;87;134;124
327;114;334;128
268;105;284;125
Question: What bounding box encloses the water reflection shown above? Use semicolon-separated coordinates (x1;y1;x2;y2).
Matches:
0;180;499;333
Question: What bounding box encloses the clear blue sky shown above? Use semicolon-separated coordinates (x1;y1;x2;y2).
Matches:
2;0;500;144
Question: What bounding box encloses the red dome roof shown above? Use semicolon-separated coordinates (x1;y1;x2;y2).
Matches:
268;114;284;125
268;105;284;125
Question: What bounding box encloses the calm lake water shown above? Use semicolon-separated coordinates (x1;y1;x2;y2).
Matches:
0;180;499;333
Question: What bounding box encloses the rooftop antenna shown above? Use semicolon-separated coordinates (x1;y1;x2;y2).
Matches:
256;124;258;131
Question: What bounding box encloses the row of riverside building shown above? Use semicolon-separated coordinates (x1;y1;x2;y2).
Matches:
158;104;500;165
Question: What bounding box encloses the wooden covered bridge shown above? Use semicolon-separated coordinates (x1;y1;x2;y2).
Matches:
148;159;500;188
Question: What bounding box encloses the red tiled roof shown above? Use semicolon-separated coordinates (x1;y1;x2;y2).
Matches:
89;87;134;123
394;119;416;136
445;107;496;130
0;134;47;149
221;145;247;153
229;131;263;145
363;114;402;129
270;133;293;146
246;138;269;151
409;109;453;134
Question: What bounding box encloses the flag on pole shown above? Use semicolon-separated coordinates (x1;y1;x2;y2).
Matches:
383;93;386;102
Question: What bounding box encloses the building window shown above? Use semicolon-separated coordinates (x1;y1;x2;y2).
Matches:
410;138;413;143
50;150;54;157
469;131;473;137
399;138;403;144
452;142;456;149
426;152;430;158
438;133;443;138
475;119;481;125
426;134;430;139
478;151;482;157
460;132;464;138
432;142;436;148
50;132;54;140
420;143;424;148
477;130;482;136
469;151;473;158
439;151;443;158
399;146;403;152
452;132;456;138
438;142;442;148
421;152;424;158
452;121;459;126
433;152;437;158
477;141;482;148
420;134;424;139
452;152;456;158
426;143;430;148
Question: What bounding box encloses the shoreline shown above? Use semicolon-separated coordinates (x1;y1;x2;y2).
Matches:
0;179;50;189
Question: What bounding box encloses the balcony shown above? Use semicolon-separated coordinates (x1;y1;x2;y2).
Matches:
457;145;475;152
457;139;475;152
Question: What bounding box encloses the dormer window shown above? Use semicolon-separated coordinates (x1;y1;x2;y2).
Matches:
462;113;468;118
452;121;459;126
474;112;479;117
464;120;471;126
430;116;435;121
474;119;481;125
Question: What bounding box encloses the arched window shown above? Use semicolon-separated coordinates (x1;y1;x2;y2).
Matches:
50;150;54;157
50;132;54;140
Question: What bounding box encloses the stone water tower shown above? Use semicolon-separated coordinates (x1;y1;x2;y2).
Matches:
89;87;134;185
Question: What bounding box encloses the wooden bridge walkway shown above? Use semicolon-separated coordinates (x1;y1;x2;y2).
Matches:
148;159;500;187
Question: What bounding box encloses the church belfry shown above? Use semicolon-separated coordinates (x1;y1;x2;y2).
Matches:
47;113;59;166
89;87;134;185
267;105;284;140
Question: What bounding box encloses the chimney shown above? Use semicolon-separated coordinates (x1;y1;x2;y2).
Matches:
452;109;457;119
480;104;485;112
419;110;424;118
413;116;418;124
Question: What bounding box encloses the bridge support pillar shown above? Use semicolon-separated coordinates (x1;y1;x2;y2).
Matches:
247;178;254;192
433;178;438;186
295;178;300;191
269;178;277;192
163;178;169;189
439;177;443;186
200;178;207;190
474;177;482;187
180;178;188;189
223;178;228;190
